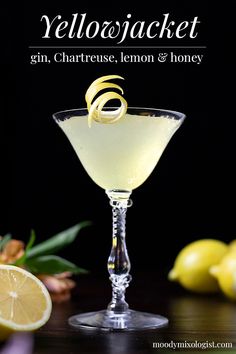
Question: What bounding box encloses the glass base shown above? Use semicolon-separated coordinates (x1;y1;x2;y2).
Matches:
68;309;168;331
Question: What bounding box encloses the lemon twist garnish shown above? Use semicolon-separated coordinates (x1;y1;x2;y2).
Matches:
85;75;127;127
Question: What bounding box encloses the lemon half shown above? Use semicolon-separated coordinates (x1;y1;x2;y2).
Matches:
0;265;52;341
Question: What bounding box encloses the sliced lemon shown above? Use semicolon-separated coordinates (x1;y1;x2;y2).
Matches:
0;265;52;341
85;75;127;127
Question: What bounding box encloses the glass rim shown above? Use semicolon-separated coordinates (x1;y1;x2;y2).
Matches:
53;107;186;123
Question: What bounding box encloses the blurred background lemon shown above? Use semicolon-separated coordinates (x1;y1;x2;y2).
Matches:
229;240;236;252
210;250;236;300
168;239;228;293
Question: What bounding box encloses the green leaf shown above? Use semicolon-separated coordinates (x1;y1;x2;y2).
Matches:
0;234;12;251
25;255;88;275
27;221;92;259
14;230;36;266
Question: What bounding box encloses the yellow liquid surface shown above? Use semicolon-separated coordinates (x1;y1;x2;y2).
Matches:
59;113;181;190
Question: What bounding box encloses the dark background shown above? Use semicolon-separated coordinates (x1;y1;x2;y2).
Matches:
2;1;233;275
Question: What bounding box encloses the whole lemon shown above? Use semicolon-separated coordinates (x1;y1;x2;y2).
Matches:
168;239;228;293
210;251;236;300
229;240;236;251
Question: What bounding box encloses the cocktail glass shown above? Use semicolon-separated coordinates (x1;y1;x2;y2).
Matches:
53;107;185;330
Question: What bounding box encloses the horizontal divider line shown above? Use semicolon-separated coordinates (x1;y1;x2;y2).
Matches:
29;46;207;49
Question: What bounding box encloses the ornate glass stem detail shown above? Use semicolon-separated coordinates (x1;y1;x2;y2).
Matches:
106;190;133;314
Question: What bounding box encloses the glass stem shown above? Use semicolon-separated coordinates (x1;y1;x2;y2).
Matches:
106;190;133;314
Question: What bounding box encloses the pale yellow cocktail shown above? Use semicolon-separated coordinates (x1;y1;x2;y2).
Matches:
53;75;185;331
59;112;181;190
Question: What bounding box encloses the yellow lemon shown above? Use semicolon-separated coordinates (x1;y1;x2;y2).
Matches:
168;239;228;293
210;251;236;300
0;265;52;341
229;240;236;252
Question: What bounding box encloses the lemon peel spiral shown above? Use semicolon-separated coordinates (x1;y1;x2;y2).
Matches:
85;75;127;127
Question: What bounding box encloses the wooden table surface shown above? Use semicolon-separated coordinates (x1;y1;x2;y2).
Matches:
1;272;236;354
